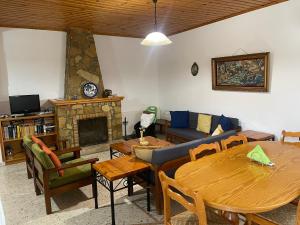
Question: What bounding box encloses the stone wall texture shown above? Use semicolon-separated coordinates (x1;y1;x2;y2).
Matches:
65;28;104;100
56;101;122;148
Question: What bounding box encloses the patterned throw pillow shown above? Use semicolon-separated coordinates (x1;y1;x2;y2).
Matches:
196;114;212;134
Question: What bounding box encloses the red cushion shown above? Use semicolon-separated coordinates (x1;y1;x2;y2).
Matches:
42;145;64;177
31;135;47;148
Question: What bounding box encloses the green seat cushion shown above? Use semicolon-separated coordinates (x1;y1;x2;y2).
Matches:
49;158;91;188
58;152;74;162
31;144;55;169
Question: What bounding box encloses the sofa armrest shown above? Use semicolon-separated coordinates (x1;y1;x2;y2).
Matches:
235;126;242;132
45;158;99;173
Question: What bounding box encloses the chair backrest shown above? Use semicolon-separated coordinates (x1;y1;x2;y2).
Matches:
159;171;208;225
189;142;221;161
281;130;300;143
221;135;248;151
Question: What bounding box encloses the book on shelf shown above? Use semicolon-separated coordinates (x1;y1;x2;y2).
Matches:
2;118;56;140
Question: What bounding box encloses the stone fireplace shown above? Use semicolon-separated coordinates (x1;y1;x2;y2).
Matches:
50;97;123;148
50;28;123;149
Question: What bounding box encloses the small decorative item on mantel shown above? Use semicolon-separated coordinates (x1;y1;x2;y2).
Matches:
103;89;112;98
82;82;98;98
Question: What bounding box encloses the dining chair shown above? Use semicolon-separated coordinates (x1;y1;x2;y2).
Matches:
281;130;300;143
246;200;300;225
189;142;221;161
159;171;231;225
221;135;248;151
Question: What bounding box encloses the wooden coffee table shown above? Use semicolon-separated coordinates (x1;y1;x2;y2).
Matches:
93;156;151;225
238;130;275;141
109;136;173;159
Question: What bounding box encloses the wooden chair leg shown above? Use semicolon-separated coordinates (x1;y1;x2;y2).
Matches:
45;194;52;215
26;166;33;179
154;172;163;214
92;169;98;209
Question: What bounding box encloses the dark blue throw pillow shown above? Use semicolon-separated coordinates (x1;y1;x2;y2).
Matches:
219;114;233;131
170;111;189;128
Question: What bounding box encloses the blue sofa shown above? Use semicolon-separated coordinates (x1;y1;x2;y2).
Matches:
166;112;240;143
149;126;238;213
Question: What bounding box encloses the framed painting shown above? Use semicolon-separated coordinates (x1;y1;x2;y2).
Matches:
212;52;269;92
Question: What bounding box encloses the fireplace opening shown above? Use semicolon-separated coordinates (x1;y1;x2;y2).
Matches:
78;117;108;147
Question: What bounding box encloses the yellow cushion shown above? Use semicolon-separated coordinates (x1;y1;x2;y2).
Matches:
212;124;224;136
196;114;212;134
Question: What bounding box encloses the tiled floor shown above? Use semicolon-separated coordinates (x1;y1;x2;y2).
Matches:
0;150;163;225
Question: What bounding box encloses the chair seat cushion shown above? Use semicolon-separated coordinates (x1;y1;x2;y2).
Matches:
167;128;208;140
58;152;74;162
49;158;91;188
171;208;230;225
258;204;297;225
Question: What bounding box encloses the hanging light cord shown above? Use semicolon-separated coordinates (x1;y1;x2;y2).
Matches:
153;0;158;31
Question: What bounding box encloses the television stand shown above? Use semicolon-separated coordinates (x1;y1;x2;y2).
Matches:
11;114;25;118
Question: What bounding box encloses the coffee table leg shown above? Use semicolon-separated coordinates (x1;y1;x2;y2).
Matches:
92;169;98;209
110;147;113;159
127;177;133;196
110;181;116;225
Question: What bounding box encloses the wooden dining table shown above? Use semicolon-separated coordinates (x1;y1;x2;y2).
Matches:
175;141;300;214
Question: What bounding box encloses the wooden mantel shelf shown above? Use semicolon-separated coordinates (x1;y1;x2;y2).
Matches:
50;96;124;106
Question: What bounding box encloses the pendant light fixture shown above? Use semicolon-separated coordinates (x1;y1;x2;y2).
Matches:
141;0;172;46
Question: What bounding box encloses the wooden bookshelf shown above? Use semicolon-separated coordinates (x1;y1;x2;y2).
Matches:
0;113;58;165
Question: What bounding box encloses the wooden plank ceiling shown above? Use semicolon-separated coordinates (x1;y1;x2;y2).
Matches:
0;0;287;38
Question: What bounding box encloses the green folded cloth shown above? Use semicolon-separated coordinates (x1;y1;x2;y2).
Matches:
247;145;274;166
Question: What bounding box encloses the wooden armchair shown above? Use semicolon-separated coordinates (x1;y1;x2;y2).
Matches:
221;135;248;151
24;135;81;179
159;171;230;225
189;142;221;161
23;140;98;214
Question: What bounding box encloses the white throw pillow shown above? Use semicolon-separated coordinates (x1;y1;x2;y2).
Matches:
212;124;224;136
141;113;155;128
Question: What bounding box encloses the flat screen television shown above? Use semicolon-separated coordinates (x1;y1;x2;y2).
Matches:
9;95;41;115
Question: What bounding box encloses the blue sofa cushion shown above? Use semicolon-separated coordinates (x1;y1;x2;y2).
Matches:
152;130;236;166
170;111;189;128
219;114;233;131
167;128;207;140
189;112;199;129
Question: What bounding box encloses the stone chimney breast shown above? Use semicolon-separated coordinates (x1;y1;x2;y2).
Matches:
65;28;104;100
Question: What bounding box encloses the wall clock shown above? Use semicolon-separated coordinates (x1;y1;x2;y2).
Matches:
82;82;98;98
191;62;199;76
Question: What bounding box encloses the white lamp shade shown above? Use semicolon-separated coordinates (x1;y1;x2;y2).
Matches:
141;32;172;46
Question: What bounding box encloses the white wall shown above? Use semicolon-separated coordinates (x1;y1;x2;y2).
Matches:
157;0;300;139
0;28;159;136
94;35;160;134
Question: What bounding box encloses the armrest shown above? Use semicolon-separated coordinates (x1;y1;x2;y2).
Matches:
54;147;81;156
235;126;242;132
45;158;99;173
